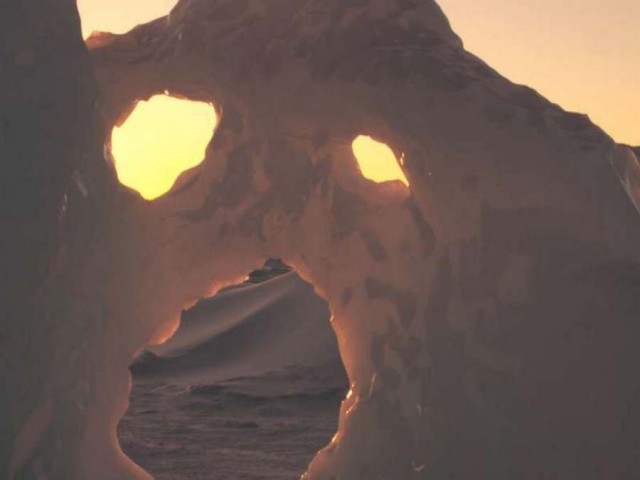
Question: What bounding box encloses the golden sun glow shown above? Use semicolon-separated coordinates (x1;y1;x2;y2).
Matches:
110;95;218;200
77;0;178;39
352;135;409;187
438;0;640;145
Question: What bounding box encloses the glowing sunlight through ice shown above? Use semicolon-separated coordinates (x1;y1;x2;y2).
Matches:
110;95;218;200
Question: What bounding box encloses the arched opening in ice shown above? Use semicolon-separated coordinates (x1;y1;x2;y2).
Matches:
110;94;218;200
352;135;409;187
118;260;349;479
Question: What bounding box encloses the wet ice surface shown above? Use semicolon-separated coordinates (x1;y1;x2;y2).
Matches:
119;376;345;480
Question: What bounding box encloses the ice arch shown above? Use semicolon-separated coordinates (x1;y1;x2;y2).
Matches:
4;1;640;480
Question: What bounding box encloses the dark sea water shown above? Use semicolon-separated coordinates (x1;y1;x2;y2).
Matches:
119;377;344;480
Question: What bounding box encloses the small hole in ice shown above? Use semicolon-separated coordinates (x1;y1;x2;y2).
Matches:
352;135;409;187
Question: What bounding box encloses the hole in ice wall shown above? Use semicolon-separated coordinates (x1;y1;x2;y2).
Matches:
110;94;218;201
118;260;349;479
352;135;409;186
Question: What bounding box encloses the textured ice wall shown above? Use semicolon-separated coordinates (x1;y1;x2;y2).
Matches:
4;0;640;479
0;1;102;478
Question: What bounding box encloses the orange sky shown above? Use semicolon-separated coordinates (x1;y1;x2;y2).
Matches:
77;0;639;145
438;0;640;145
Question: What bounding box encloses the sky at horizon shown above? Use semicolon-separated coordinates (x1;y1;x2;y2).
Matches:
438;0;639;146
77;0;639;145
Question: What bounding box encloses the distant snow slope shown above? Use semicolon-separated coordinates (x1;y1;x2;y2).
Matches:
132;272;348;395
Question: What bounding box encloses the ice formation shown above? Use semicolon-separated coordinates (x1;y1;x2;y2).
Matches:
3;0;640;479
